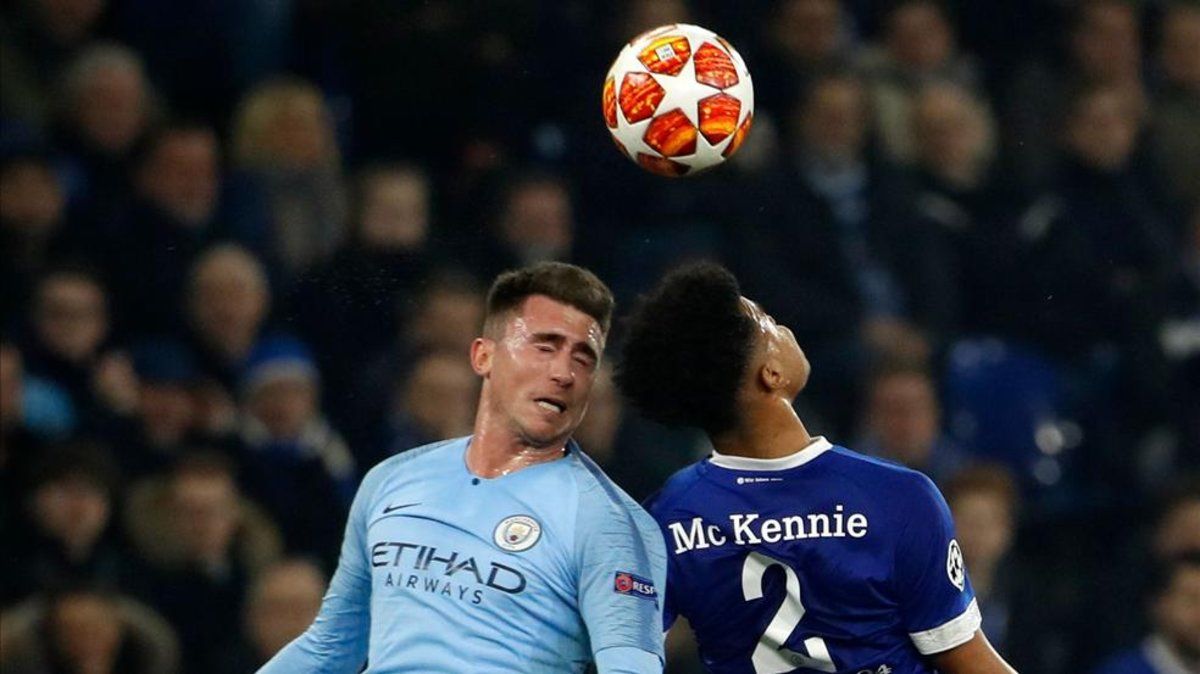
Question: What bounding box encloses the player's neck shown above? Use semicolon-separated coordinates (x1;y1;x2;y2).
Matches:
712;396;812;460
467;413;569;478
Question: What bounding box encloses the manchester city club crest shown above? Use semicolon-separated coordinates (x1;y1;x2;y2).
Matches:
494;515;542;552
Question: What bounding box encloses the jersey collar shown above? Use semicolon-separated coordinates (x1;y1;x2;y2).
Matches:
708;437;833;472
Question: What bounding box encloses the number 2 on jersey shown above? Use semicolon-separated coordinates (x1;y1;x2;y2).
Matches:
741;551;836;673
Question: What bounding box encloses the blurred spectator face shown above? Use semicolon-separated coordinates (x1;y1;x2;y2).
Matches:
172;469;240;565
357;168;429;251
408;286;486;356
798;77;868;165
0;159;65;237
1153;563;1200;659
247;376;318;441
32;0;106;44
0;344;23;430
137;128;220;228
1156;497;1200;558
773;0;842;65
139;382;195;447
1072;0;1142;84
913;83;993;184
68;48;151;155
886;1;954;72
396;351;477;440
31;473;110;556
233;81;338;171
34;273;108;364
950;489;1014;572
1160;4;1200;91
245;561;325;660
866;371;940;468
500;180;573;262
189;247;269;359
1065;87;1140;171
574;362;622;464
48;592;123;674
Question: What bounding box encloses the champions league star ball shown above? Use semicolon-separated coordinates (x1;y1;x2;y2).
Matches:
602;23;754;177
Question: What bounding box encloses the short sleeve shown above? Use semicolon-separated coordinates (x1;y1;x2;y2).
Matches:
893;474;980;655
576;497;668;662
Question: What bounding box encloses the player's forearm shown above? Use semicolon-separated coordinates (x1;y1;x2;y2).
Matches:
928;631;1019;674
594;646;665;673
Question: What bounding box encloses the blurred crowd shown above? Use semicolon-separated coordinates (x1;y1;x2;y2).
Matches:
0;0;1197;672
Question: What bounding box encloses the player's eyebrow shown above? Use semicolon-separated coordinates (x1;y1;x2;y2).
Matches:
531;331;599;362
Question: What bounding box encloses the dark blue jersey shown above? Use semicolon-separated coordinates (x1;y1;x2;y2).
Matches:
646;438;979;674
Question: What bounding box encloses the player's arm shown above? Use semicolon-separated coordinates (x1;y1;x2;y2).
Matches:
256;466;382;673
576;499;668;673
893;475;1015;672
928;631;1018;673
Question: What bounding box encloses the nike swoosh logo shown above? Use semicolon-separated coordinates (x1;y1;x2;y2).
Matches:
383;502;420;514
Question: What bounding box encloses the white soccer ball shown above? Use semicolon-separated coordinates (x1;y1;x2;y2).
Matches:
602;23;754;177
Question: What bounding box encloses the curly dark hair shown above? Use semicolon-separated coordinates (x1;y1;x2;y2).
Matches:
615;262;756;436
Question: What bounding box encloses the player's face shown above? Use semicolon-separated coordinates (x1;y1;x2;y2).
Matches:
1156;566;1200;658
480;295;604;448
741;297;810;396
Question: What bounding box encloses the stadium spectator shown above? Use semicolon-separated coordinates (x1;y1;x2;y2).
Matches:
1091;553;1200;674
735;71;947;432
0;0;110;127
347;270;485;458
185;244;271;393
1;442;132;606
104;122;221;337
1004;0;1147;189
1151;2;1200;207
54;42;156;222
0;586;180;674
128;452;277;674
908;81;1020;336
289;163;436;409
0;150;74;322
858;362;968;485
754;0;853;117
944;466;1020;655
109;339;201;480
385;349;478;454
859;0;982;163
215;558;326;673
476;171;575;281
1010;84;1175;453
226;77;346;280
232;335;354;566
21;267;139;424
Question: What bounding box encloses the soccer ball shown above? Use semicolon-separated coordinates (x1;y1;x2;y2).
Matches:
602;24;754;177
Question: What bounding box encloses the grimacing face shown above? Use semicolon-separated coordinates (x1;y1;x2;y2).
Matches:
473;295;604;449
741;297;810;398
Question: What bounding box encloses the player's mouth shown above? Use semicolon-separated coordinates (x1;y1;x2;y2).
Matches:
534;397;567;415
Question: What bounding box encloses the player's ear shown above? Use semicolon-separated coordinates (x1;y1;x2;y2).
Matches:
757;358;788;392
470;337;494;376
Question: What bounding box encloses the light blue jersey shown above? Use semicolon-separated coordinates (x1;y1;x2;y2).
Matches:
259;436;667;673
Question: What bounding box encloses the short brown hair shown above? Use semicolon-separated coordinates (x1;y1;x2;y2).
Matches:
943;463;1020;512
483;262;614;337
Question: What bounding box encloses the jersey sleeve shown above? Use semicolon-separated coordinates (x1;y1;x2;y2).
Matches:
257;462;383;673
893;474;981;656
575;493;668;669
641;491;678;632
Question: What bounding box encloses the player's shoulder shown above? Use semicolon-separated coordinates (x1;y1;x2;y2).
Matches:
568;445;658;528
361;436;467;485
642;461;707;518
1089;646;1154;674
821;444;951;522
